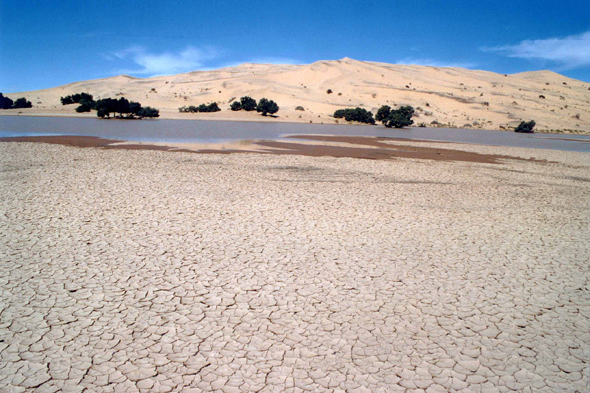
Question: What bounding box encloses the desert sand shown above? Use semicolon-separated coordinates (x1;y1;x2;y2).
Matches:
0;139;588;392
3;58;590;134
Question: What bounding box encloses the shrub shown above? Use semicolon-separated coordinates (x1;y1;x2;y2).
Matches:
230;101;242;111
0;93;32;109
256;98;279;116
12;97;32;109
61;92;93;105
333;107;375;124
138;107;159;118
327;89;333;94
515;120;535;133
0;93;14;109
75;103;92;112
179;103;220;113
375;105;391;122
295;106;305;111
377;105;415;128
240;96;257;111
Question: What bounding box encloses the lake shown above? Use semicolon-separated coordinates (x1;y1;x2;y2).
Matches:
1;116;589;152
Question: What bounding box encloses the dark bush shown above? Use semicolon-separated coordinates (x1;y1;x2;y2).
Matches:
13;97;33;109
95;97;158;119
61;92;93;105
230;101;242;111
0;93;14;109
180;103;221;113
137;107;159;118
75;103;92;112
327;89;333;94
515;120;535;133
333;107;375;124
240;96;257;111
375;105;391;122
295;106;305;111
377;105;414;128
256;98;279;116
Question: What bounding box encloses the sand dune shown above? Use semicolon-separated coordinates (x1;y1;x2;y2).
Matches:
4;58;590;134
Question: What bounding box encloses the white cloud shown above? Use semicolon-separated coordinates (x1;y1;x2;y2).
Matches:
395;58;477;69
111;46;219;75
483;31;590;69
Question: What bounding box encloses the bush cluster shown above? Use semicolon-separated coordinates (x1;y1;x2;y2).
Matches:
179;103;221;113
231;96;279;116
95;97;159;119
0;93;32;109
515;120;536;133
60;93;93;105
333;107;375;124
375;105;415;128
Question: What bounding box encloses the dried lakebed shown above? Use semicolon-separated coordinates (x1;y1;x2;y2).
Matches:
0;141;589;392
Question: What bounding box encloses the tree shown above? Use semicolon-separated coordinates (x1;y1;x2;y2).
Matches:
256;98;279;116
515;120;535;133
13;97;33;109
379;105;415;128
0;93;14;109
375;105;391;122
230;101;242;111
138;107;159;118
333;107;375;124
75;103;92;112
240;96;257;111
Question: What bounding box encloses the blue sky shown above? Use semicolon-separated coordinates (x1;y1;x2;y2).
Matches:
1;0;589;92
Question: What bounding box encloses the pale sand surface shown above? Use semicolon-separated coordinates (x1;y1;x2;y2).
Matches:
3;58;590;134
1;142;589;392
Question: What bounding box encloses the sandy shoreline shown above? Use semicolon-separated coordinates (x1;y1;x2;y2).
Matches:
1;141;589;391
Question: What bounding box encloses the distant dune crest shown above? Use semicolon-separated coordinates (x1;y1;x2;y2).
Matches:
4;59;590;134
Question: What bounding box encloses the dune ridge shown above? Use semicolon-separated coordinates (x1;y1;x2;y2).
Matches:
4;58;590;134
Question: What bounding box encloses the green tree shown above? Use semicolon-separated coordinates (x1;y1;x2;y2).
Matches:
515;120;535;133
333;107;375;124
138;107;159;118
381;105;415;128
375;105;391;122
256;98;279;116
240;96;257;111
230;101;242;111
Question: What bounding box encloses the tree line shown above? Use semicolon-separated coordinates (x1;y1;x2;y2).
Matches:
179;103;221;113
333;105;415;128
0;93;32;110
231;96;279;116
60;93;159;119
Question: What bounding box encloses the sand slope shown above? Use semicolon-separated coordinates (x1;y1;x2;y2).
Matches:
4;58;590;133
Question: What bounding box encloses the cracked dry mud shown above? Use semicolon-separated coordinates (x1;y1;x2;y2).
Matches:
0;142;589;393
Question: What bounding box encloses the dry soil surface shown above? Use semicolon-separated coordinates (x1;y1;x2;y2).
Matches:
0;142;589;392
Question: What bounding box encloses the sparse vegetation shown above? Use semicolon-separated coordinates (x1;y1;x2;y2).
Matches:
179;103;221;113
295;106;305;111
515;120;536;133
60;93;93;105
333;108;375;124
